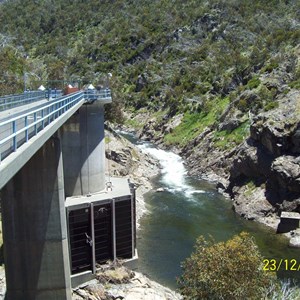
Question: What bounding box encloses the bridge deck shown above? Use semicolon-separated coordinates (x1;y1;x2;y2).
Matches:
0;98;49;121
0;92;85;189
0;90;112;189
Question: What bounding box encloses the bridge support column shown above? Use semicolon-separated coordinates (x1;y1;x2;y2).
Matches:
1;136;71;300
61;102;106;196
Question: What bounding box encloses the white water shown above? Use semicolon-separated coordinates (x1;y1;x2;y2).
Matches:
137;143;205;197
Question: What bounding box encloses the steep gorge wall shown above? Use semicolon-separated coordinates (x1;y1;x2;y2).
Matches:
129;89;300;231
228;90;300;226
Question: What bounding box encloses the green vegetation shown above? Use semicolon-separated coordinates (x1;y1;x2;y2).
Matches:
104;137;111;144
264;101;279;111
213;120;250;150
246;76;261;90
0;0;298;109
178;232;276;300
289;79;300;89
164;111;213;147
178;232;300;299
164;97;229;147
244;179;257;197
0;0;298;144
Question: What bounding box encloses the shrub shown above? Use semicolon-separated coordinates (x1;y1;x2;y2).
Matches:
288;80;300;89
247;76;261;89
264;101;279;111
178;232;275;300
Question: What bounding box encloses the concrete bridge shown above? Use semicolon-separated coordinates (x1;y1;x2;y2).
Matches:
0;90;137;299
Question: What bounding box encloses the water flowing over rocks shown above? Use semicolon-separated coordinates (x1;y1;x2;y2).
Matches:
125;89;300;243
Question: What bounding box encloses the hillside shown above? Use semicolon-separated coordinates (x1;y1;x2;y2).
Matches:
0;0;300;229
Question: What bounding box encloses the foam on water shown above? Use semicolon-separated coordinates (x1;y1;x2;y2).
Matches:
137;143;204;199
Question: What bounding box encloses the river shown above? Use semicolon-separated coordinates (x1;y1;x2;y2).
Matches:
121;132;300;290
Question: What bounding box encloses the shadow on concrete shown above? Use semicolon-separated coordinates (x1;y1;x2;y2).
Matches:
60;103;105;197
1;136;70;299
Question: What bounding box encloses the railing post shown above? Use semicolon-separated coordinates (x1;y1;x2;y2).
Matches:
41;110;44;129
25;116;28;142
48;106;50;125
34;112;37;135
12;121;17;152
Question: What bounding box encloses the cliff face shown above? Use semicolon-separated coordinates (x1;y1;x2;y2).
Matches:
129;88;300;231
228;90;300;226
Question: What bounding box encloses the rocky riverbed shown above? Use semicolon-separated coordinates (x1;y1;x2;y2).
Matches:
104;123;160;227
124;89;300;246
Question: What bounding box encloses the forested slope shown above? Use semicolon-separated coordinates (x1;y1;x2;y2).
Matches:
0;0;300;228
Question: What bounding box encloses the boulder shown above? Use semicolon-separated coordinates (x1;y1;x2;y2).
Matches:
271;156;300;194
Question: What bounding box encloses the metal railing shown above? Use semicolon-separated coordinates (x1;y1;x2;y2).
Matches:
45;89;63;100
84;88;112;101
0;91;46;111
0;88;112;163
0;88;112;112
0;91;84;162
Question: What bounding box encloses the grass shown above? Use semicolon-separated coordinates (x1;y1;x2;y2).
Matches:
164;97;230;147
124;118;144;130
213;120;250;150
244;180;257;197
164;111;214;146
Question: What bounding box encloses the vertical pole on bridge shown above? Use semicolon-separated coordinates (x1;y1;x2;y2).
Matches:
1;135;72;300
12;121;17;152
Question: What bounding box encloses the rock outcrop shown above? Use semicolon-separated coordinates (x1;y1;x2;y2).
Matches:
72;263;182;300
105;123;160;225
227;90;300;228
126;89;300;235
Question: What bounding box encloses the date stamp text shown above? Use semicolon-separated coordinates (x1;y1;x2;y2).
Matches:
263;259;300;272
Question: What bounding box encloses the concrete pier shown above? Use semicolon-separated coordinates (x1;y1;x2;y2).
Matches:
1;136;71;300
60;102;106;197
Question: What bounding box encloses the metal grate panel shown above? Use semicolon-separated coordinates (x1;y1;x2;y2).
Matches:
115;198;133;259
94;203;113;263
68;208;92;274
